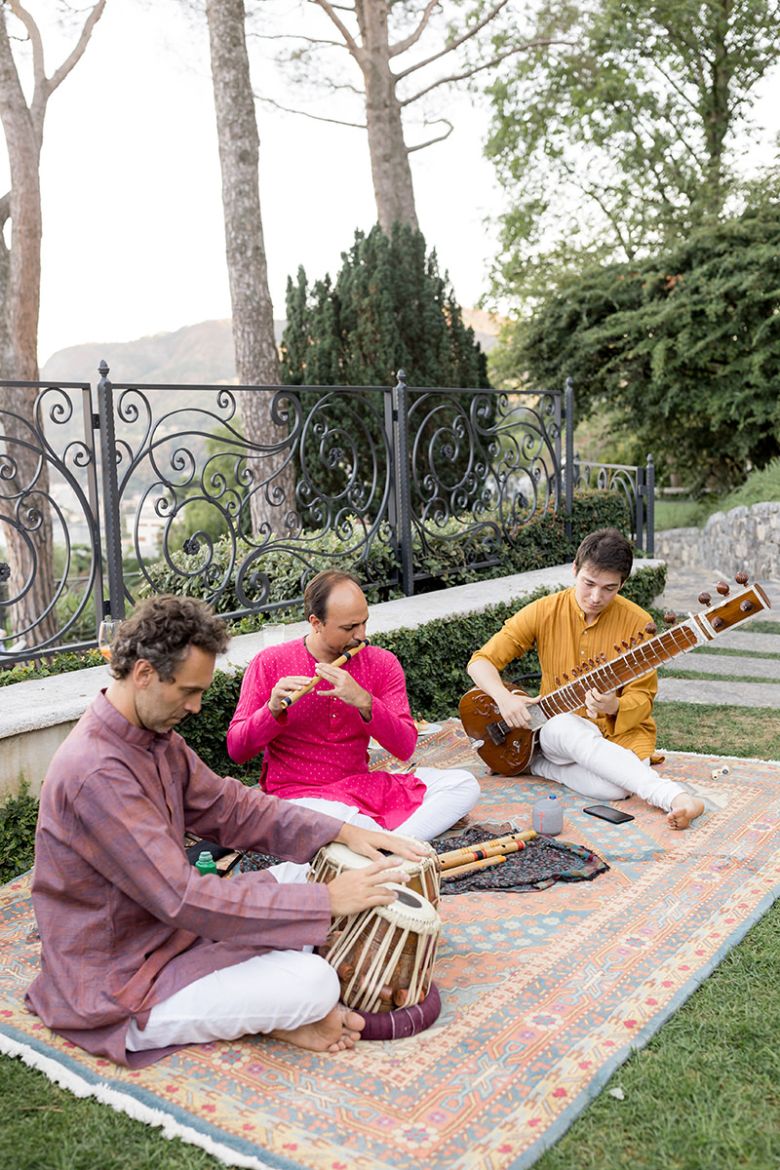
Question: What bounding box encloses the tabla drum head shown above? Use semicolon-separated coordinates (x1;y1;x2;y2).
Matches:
376;884;441;934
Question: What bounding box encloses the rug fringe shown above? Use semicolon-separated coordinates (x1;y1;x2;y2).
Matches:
0;1033;274;1170
662;749;780;766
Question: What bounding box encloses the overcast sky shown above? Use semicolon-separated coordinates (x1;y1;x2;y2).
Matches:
2;1;778;366
2;0;505;364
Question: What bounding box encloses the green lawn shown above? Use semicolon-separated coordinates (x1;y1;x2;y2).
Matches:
1;704;778;1170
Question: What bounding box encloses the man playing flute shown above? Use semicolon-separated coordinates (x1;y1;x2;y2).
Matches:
228;570;479;858
27;596;428;1067
467;529;704;830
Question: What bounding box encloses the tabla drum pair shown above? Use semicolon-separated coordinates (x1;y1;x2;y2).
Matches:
309;838;441;910
308;839;441;1014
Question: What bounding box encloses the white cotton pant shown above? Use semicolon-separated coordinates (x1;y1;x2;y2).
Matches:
268;765;480;883
125;948;340;1052
532;712;685;812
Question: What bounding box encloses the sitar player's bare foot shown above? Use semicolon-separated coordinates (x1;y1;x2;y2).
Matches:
667;794;705;830
270;1003;365;1053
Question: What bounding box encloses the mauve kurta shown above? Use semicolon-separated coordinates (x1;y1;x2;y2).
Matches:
469;588;658;759
227;639;424;829
26;691;342;1068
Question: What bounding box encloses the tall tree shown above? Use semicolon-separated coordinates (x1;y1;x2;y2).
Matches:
486;0;780;299
205;0;294;539
518;196;780;493
281;222;489;387
0;0;106;646
249;0;561;231
280;221;490;519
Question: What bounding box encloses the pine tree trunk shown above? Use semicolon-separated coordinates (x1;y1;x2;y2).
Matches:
0;17;56;650
356;0;419;232
206;0;295;539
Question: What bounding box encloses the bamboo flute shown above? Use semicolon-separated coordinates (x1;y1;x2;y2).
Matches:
438;828;537;871
441;855;507;881
280;640;367;709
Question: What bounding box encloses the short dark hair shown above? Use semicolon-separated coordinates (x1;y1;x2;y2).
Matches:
304;570;362;622
574;528;633;583
110;596;229;681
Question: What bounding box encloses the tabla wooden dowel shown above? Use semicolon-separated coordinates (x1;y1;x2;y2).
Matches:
441;855;507;882
280;640;367;709
438;829;537;869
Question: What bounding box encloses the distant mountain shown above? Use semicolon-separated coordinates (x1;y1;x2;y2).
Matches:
41;320;274;386
40;312;500;387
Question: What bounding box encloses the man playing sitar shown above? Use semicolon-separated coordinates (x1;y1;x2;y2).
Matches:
466;528;705;830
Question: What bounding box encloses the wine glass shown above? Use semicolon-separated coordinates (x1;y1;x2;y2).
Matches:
97;617;118;662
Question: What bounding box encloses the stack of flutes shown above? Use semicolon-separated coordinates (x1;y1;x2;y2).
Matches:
437;829;538;881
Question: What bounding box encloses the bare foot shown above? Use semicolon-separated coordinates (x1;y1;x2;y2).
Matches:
667;794;705;830
270;1004;365;1054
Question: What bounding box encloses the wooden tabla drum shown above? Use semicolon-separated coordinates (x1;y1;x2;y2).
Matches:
308;839;440;909
320;884;440;1014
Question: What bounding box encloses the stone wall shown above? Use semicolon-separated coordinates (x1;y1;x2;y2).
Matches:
655;502;780;576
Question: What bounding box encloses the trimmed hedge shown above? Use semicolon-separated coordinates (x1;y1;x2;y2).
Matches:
0;783;38;884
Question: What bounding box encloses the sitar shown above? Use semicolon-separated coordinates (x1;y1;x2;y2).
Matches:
459;576;770;776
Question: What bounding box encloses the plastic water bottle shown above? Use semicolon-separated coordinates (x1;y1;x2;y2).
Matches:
195;850;218;876
533;795;563;836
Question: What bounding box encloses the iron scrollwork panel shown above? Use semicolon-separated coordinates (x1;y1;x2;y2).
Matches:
404;387;562;577
571;460;639;540
0;383;102;660
109;383;396;617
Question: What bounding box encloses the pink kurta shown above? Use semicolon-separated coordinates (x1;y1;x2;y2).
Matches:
26;691;342;1068
227;639;424;830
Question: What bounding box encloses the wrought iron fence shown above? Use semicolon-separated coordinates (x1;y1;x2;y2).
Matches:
0;365;653;664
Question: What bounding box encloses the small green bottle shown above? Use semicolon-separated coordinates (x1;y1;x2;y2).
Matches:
195;850;218;876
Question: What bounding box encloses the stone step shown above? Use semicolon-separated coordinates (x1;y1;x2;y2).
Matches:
661;653;780;680
690;630;780;655
657;677;780;708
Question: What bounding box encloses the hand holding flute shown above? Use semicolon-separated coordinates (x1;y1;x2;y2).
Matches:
268;641;369;716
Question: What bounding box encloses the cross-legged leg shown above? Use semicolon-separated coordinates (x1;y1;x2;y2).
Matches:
268;768;479;884
396;767;479;840
534;713;703;829
125;949;363;1053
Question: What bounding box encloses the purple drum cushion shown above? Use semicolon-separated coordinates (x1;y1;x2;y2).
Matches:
355;982;442;1041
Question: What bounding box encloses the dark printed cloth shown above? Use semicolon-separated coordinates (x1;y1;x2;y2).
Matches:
433;822;608;893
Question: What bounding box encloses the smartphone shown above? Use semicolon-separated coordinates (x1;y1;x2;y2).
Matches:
582;804;635;824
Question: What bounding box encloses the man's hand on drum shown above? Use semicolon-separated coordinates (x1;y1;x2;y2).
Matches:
327;860;406;917
496;688;541;730
313;662;372;717
267;675;315;716
337;823;433;864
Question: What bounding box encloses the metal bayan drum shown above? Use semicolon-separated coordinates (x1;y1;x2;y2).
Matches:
320;885;441;1013
308;839;441;909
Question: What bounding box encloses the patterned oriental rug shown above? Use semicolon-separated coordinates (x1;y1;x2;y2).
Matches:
1;721;779;1170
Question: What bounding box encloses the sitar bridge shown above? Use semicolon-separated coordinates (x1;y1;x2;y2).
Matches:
486;720;510;745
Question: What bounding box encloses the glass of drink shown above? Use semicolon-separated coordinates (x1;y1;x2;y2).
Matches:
97;617;118;662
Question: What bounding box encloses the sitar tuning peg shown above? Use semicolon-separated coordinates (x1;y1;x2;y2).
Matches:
555;676;562;687
735;571;749;585
740;600;754;613
712;617;725;630
645;621;657;635
698;592;711;606
716;581;730;596
663;611;677;625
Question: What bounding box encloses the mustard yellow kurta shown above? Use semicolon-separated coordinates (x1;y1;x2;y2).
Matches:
469;588;657;759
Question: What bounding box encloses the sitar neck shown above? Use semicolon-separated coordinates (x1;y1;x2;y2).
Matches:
537;619;701;720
